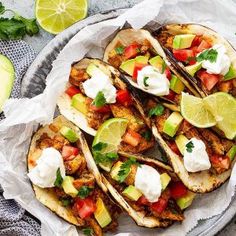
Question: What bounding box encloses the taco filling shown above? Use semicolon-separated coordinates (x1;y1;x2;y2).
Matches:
27;116;121;236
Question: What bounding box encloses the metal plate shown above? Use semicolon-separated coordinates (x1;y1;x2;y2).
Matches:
21;9;235;236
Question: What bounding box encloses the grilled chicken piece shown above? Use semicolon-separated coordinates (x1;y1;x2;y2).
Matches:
108;55;123;69
221;139;234;153
124;164;137;185
217;80;233;93
64;154;87;175
69;68;89;87
110;104;145;132
73;172;95;189
86;218;103;236
155;109;171;133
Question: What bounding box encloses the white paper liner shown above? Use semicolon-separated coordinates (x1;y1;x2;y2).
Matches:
1;0;236;235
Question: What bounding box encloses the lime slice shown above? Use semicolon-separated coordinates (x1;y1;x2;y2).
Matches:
93;118;128;154
203;92;236;140
35;0;88;34
180;92;216;128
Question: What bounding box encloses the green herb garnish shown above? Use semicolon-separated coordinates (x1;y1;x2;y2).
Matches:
197;49;218;63
186;141;194;153
143;76;149;87
60;198;71;207
115;46;125;55
161;61;167;73
82;227;94;236
92;91;106;108
118;157;140;183
141;130;152;141
92;142;108;152
0;2;39;40
148;104;164;117
78;186;93;199
54;168;63;187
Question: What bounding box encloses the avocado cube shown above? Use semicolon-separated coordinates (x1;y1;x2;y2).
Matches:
120;59;136;76
176;191;195;210
173;34;196;49
170;75;185;94
185;62;202;77
135;55;149;64
61;176;78;198
163;112;183;137
60;126;78;143
227;145;236;161
149;55;164;72
175;134;189;155
110;161;124;181
160;173;171;190
94;198;112;228
86;63;102;77
122;185;143;201
71;93;88;115
224;65;236;81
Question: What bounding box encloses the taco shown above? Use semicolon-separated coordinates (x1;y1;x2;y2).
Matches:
103;28;201;100
154;24;236;97
57;58;155;154
27;115;121;236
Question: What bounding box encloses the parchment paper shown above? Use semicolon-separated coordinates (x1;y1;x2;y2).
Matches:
1;0;236;235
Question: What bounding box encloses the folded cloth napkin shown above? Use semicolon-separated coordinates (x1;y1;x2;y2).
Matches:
0;40;40;235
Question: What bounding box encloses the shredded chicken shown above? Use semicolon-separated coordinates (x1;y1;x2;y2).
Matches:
73;172;95;189
69;67;89;87
64;154;87;175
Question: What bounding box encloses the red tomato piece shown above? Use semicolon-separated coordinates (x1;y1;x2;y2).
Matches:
173;49;194;62
62;146;79;160
164;68;172;80
169;142;181;155
65;86;81;97
122;129;142;147
132;63;147;80
116;89;133;106
90;104;111;113
164;90;176;101
197;70;221;91
73;197;96;219
169;181;187;199
197;40;211;52
210;155;230;174
137;195;150;206
124;44;140;59
191;35;202;47
151;198;168;214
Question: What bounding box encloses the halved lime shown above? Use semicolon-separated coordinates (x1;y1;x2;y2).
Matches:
0;54;15;112
35;0;88;34
180;92;216;128
203;92;236;140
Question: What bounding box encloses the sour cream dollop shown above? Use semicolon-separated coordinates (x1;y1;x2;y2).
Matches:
83;71;116;103
134;164;162;202
137;66;170;96
28;147;66;188
183;138;211;172
200;44;230;75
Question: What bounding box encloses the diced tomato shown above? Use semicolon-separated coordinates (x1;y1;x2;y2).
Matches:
173;49;194;62
197;70;221;91
210;155;230;174
73;197;96;219
62;146;79;160
137;195;150;206
191;35;202;47
169;181;187;199
116;89;133;106
65;86;81;97
151;198;168;214
122;129;142;147
124;44;140;59
169;142;181;155
164;68;172;80
164;90;176;101
197;40;211;52
132;63;147;80
90;104;111;113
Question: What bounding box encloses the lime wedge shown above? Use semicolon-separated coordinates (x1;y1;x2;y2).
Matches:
203;92;236;140
180;92;217;128
35;0;88;34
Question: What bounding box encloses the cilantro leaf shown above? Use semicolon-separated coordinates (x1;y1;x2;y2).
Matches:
186;141;194;153
92;142;107;152
141;130;152;141
60;198;72;207
197;49;218;63
54;168;63;187
161;61;167;74
118;157;140;183
115;46;124;55
143;76;149;87
92;91;106;108
0;2;5;14
77;186;93;199
82;228;94;236
148;104;164;117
